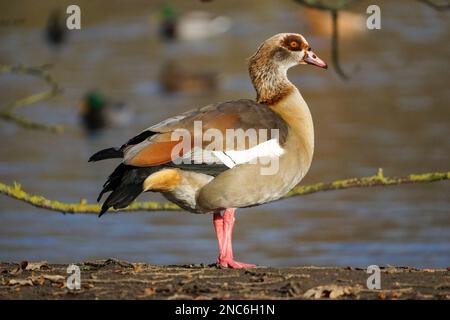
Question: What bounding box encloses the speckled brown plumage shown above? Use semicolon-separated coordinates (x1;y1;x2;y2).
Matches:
248;35;302;105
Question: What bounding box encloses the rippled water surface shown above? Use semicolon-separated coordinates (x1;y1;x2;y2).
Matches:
0;0;449;267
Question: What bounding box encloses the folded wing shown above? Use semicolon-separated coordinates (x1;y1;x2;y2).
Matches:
119;99;288;172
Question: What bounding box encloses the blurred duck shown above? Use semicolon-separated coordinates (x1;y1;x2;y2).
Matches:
303;8;366;39
158;60;219;94
80;91;133;132
158;4;232;41
45;9;67;47
89;33;327;268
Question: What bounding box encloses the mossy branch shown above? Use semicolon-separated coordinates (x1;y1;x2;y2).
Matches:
284;168;449;197
1;169;448;215
0;64;64;133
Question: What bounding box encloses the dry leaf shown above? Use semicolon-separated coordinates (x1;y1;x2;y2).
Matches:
303;285;356;299
8;278;34;286
25;261;49;271
9;265;23;275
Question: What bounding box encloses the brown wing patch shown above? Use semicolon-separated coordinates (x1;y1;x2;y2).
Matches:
127;139;185;167
143;169;181;192
124;113;240;167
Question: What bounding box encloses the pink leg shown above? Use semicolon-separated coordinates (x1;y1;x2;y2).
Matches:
213;208;256;269
213;211;225;261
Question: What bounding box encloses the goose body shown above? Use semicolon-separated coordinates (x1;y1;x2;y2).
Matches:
90;33;327;268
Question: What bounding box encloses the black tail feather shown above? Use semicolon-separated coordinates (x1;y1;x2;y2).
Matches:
99;203;110;217
96;164;158;217
89;130;155;163
99;184;143;217
89;147;123;162
97;164;128;202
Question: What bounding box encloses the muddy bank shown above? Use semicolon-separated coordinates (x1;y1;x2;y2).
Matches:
0;259;448;299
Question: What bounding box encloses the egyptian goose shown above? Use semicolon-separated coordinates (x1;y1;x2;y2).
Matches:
89;33;327;268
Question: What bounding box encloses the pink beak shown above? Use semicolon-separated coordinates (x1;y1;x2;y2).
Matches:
303;50;328;69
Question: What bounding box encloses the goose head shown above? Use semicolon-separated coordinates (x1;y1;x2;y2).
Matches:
249;33;327;104
250;33;327;72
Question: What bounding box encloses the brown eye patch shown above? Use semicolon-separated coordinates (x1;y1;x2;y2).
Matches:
282;35;306;51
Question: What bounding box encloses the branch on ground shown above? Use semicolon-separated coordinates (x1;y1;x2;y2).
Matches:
1;169;448;215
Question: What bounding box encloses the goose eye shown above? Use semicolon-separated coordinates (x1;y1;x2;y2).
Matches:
308;47;312;51
290;41;299;48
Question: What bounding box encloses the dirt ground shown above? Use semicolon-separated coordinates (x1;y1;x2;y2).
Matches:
0;259;448;299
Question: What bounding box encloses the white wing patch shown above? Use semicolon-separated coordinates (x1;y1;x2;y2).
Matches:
213;139;284;168
177;146;219;165
168;138;284;169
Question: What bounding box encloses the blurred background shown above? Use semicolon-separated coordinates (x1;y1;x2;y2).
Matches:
0;0;449;268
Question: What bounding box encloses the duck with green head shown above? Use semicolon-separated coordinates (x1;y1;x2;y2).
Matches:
80;91;107;132
80;90;133;133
